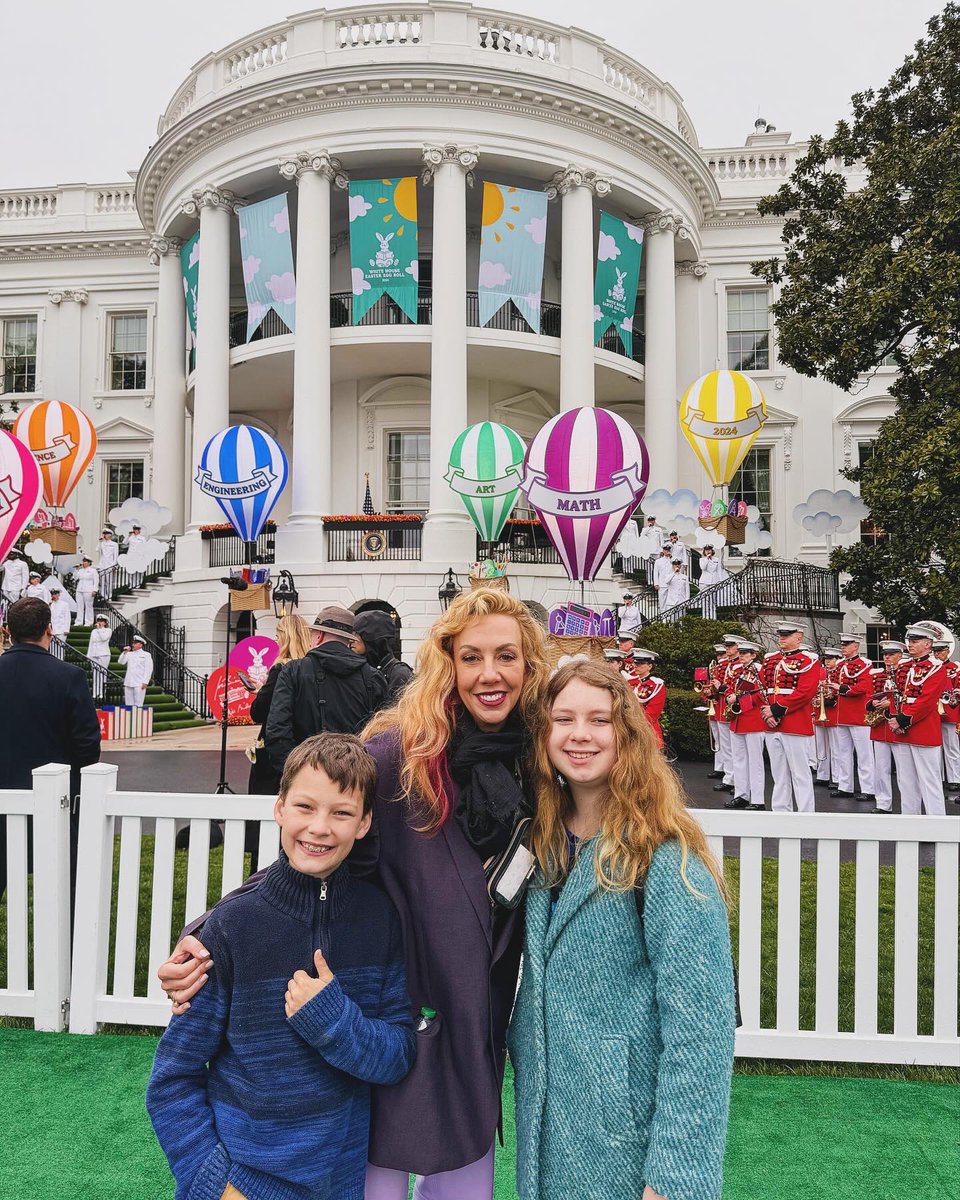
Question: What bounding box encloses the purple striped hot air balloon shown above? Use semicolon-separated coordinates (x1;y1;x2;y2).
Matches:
521;408;649;582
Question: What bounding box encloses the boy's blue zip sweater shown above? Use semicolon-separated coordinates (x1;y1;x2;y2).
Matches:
147;852;415;1200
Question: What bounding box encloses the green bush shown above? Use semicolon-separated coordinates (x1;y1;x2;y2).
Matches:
662;688;715;760
638;615;750;688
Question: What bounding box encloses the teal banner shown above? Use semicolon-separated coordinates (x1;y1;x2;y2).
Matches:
348;177;419;323
593;213;644;356
239;193;296;340
180;233;200;355
478;182;548;331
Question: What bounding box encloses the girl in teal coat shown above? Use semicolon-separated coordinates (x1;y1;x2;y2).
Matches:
509;659;736;1200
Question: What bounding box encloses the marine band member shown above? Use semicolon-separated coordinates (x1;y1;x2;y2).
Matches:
760;622;819;813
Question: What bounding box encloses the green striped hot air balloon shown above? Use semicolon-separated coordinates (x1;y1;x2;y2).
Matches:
445;421;526;543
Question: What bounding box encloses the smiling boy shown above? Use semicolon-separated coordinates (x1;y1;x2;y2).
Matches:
147;734;415;1200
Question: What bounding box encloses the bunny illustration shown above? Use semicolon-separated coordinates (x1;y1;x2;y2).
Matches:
610;267;626;303
248;645;269;688
371;231;397;268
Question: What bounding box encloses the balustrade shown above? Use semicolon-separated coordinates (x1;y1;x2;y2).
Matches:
477;16;560;61
95;188;137;214
0;191;58;219
201;523;276;568
324;518;423;562
336;11;422;47
479;520;562;566
223;33;288;82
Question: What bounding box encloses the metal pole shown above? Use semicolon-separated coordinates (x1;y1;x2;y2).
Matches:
215;589;234;795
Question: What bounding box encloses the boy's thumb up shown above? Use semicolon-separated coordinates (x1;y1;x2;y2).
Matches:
313;948;334;986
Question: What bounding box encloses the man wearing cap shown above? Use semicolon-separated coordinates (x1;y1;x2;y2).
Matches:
652;544;675;614
725;641;766;810
886;627;945;816
618;592;642;641
932;640;960;796
48;587;71;640
668;530;690;568
697;545;729;620
25;571;46;600
124;523;147;589
701;637;741;790
662;559;691;615
814;649;843;789
266;605;389;775
1;550;28;610
628;649;666;749
866;641;906;813
636;515;663;584
760;623;819;812
828;634;876;802
97;528;119;598
602;647;629;676
119;636;154;707
86;616;113;701
74;555;99;626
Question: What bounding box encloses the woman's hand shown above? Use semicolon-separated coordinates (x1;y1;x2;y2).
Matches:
156;935;212;1014
642;1187;667;1200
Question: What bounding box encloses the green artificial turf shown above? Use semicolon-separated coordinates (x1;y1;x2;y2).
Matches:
1;1028;957;1200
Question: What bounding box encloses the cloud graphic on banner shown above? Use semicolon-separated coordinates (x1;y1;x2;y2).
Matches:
120;537;169;573
349;194;372;221
625;222;644;243
108;496;172;537
247;301;268;326
239;223;248;239
792;489;869;534
621;316;633;332
593;304;603;321
405;261;419;280
524;215;547;244
266;272;296;304
188;240;201;269
597;231;621;262
525;291;542;311
351;267;371;296
270;206;290;235
478;261;512;288
242;255;261;284
25;539;54;564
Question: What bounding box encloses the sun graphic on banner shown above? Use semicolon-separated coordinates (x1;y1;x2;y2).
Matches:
481;184;522;244
375;177;418;238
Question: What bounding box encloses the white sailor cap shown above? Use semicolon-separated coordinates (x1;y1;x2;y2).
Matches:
775;621;804;635
932;639;950;651
880;640;906;653
737;641;761;653
722;634;743;645
905;626;934;641
839;633;862;645
603;648;627;661
132;635;146;645
631;648;658;662
822;647;842;658
712;643;727;653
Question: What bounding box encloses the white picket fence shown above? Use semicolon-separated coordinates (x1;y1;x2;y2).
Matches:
3;764;959;1066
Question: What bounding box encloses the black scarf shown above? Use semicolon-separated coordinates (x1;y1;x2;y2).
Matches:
447;709;529;859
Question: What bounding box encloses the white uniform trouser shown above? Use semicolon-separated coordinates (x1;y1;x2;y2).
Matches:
716;721;734;785
76;591;96;625
124;685;147;707
941;722;960;784
90;655;111;700
731;730;766;806
657;590;670;614
814;725;832;781
2;588;19;607
765;731;816;812
833;724;876;795
873;741;893;811
891;742;946;816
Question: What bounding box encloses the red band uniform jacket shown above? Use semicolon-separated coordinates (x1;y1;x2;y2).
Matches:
817;663;842;729
835;655;872;727
940;660;960;730
760;649;819;736
729;663;768;735
630;675;665;747
867;667;900;745
891;656;944;746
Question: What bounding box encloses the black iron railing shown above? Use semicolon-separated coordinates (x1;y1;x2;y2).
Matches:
646;559;841;627
597;326;645;366
201;525;276;568
325;519;423;562
103;536;177;600
477;521;562;566
50;636;126;706
228;308;293;348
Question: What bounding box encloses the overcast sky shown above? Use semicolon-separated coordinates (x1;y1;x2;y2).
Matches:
1;0;939;188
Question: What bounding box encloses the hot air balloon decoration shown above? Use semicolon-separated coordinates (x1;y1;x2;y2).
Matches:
13;400;98;551
679;370;767;545
0;430;43;566
446;422;526;553
520;407;649;593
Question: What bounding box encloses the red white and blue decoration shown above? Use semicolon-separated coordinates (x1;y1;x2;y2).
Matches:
0;429;43;563
196;425;288;543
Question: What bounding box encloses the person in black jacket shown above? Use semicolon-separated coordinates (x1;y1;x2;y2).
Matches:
247;613;314;797
353;609;413;701
0;597;100;914
265;605;388;777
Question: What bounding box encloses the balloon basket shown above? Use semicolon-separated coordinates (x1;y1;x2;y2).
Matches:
545;634;616;668
231;582;272;612
699;514;747;545
469;575;510;593
26;527;77;554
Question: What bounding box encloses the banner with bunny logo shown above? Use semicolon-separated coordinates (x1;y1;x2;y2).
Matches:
180;233;200;355
348;177;419;324
238;193;297;341
593;212;644;358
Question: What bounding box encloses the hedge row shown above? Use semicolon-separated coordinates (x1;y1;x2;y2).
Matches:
634;616;751;689
662;688;714;760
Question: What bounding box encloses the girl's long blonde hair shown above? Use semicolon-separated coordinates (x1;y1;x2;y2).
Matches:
363;587;550;830
531;659;724;897
275;613;312;665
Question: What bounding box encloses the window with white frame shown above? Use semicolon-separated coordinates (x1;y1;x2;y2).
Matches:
857;442;886;545
729;446;772;557
1;315;38;393
386;431;429;514
105;460;144;521
726;289;770;371
108;312;148;390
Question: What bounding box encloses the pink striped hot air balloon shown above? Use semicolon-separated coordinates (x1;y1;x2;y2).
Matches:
13;400;97;510
520;407;649;582
0;430;43;564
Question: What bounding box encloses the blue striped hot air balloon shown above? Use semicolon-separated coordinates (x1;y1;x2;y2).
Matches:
196;425;289;542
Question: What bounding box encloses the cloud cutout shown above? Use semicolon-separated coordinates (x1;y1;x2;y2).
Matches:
597;231;621;262
792;489;869;534
740;522;774;554
694;527;726;550
801;512;843;536
25;539;53;565
640;488;702;523
621;316;633;333
107;497;172;538
242;255;261;284
524;215;547;245
120;538;169;574
349;194;372;222
624;222;644;244
188;240;200;269
270;206;290;235
351;267;371;296
478;260;512;288
405;261;419;281
266;271;296;304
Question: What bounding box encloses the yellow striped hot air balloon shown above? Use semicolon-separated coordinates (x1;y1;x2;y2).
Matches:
679;370;768;487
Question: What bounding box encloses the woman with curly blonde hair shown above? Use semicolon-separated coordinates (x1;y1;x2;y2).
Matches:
247;613;314;798
509;658;735;1200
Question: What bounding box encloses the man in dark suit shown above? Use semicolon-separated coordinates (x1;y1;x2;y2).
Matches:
0;597;101;912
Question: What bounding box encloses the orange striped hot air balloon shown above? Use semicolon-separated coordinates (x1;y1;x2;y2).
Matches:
679;370;767;487
13;400;97;510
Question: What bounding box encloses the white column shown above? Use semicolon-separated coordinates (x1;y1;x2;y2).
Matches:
148;236;186;533
181;185;237;528
279;151;347;528
674;259;708;493
422;143;478;564
547;165;611;411
643;212;680;494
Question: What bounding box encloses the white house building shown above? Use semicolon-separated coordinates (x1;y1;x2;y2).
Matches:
0;2;896;674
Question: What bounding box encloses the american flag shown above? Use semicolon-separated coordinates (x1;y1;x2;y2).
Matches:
362;473;375;515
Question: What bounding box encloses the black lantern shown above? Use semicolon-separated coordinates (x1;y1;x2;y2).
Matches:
438;568;462;612
272;569;299;617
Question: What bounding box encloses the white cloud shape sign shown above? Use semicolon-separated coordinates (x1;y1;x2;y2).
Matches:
792;489;869;534
108;497;172;537
120;538;169;574
640;488;702;523
597;231;621;262
25;539;53;565
351;267;371;296
694;527;726;550
188;240;201;269
740;522;774;554
349;195;372;221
